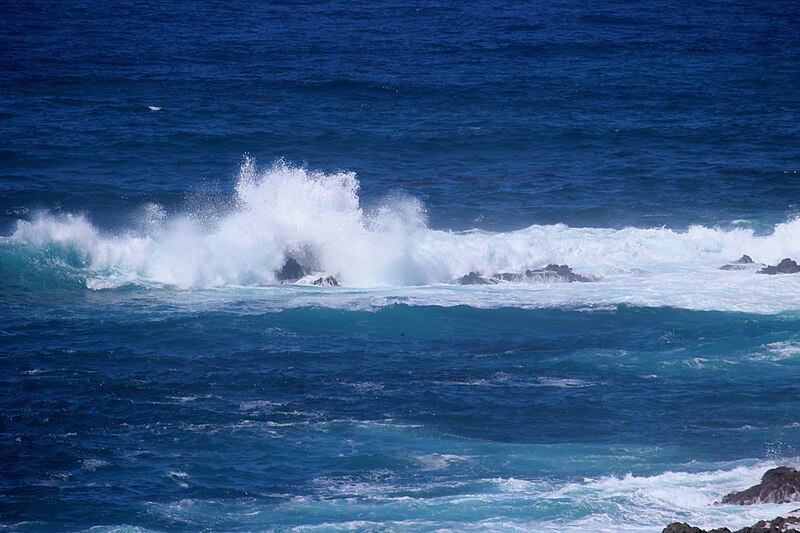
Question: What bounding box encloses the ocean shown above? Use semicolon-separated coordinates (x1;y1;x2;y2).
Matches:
2;1;800;531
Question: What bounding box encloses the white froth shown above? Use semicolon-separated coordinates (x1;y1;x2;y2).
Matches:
7;158;800;313
162;461;798;532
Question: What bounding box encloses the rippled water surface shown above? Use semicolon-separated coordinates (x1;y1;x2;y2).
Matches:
2;0;800;531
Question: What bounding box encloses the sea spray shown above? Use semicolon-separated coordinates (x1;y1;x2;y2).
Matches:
4;159;800;309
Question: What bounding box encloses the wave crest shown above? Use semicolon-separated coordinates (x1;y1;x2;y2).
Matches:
4;159;800;315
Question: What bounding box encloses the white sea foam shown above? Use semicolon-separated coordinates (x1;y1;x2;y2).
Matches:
7;158;800;313
141;460;799;532
536;463;800;532
81;459;109;471
167;471;190;488
286;462;800;532
414;453;470;471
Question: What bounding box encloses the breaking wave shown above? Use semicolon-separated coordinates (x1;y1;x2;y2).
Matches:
3;158;800;313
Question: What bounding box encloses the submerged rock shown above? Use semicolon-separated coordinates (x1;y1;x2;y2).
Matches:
456;272;497;285
721;466;800;505
456;264;593;285
758;258;800;275
521;264;592;283
720;255;757;271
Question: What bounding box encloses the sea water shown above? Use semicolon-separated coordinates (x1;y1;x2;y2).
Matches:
2;1;800;531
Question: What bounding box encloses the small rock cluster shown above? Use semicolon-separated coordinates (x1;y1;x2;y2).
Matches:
663;515;800;533
720;255;800;275
456;264;593;285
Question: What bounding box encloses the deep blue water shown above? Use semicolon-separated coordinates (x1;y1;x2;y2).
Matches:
2;1;800;531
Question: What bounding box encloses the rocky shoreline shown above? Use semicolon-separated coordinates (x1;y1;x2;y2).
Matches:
663;515;800;533
663;467;800;533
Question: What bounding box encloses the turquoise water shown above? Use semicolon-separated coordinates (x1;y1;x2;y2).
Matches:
2;1;800;531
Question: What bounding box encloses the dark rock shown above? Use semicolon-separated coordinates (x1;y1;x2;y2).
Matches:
493;272;524;282
276;256;307;281
721;255;760;271
721;467;800;505
311;276;339;287
720;264;749;271
727;514;800;532
773;517;800;530
663;522;707;533
758;259;800;275
664;515;800;533
458;265;593;285
491;264;593;283
456;272;497;285
523;264;592;283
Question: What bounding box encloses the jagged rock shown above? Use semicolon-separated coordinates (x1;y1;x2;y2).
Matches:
311;276;339;287
663;523;708;533
721;255;758;271
721;467;800;505
772;517;800;530
663;515;800;533
456;272;497;285
758;259;800;275
521;264;592;282
493;272;524;282
458;264;593;285
276;256;308;281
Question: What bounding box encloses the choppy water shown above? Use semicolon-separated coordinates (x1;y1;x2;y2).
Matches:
2;1;800;531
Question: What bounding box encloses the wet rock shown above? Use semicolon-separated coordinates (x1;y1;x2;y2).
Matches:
721;467;800;505
662;523;708;533
721;255;757;271
720;264;748;271
311;276;339;287
458;264;593;285
456;272;497;285
276;256;307;281
758;259;800;275
521;264;592;283
492;272;524;282
662;515;800;533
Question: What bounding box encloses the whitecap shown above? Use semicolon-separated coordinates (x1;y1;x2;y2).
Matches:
7;158;800;314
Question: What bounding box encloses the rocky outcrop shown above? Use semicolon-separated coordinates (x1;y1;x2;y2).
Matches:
524;264;593;282
662;523;708;533
721;467;800;505
662;468;800;533
758;259;800;275
276;256;308;281
719;255;800;274
456;272;497;285
311;276;339;287
456;264;593;285
720;255;757;271
275;249;338;286
663;515;800;533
